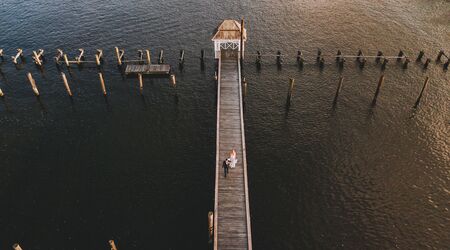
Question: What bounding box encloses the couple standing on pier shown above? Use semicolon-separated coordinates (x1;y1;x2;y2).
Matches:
222;149;237;178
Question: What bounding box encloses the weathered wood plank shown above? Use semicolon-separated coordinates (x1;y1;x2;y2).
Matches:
214;55;252;250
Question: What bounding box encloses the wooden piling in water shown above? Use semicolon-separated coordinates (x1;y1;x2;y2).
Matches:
61;72;72;96
381;58;389;69
375;51;383;63
372;75;385;105
336;50;342;62
32;49;44;66
0;48;3;59
436;49;444;62
12;49;23;64
287;78;295;102
0;87;4;97
276;51;282;66
416;50;425;61
243;77;247;97
138;73;143;90
333;76;344;104
146;50;151;65
158;50;164;64
27;72;40;96
115;47;122;65
316;49;322;61
414;76;430;108
179;49;184;65
109;240;118;250
63;54;70;67
424;58;431;69
98;72;107;95
95;49;103;66
444;60;450;70
208;211;214;240
397;50;404;61
256;51;262;65
12;243;23;250
76;48;85;65
403;57;410;68
170;74;176;86
55;49;64;63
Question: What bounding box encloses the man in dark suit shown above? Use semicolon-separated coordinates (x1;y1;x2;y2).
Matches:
222;159;230;178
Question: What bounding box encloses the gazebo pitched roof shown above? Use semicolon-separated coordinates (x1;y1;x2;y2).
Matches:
212;20;247;41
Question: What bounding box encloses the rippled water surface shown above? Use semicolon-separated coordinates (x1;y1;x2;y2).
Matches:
0;0;449;249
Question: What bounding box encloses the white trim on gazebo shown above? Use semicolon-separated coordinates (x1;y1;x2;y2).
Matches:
212;20;247;59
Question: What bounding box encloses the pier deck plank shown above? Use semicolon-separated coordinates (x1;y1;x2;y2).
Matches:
124;64;171;75
214;55;252;250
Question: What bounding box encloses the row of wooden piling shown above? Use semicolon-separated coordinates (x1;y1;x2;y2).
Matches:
283;75;431;108
11;240;119;250
0;70;176;98
254;49;449;70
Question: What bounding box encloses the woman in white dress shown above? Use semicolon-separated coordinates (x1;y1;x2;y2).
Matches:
229;149;237;168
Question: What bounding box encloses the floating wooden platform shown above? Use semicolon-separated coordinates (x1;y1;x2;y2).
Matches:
214;54;252;250
124;64;171;75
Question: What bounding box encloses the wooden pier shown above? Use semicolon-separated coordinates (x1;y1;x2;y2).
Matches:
124;64;171;75
214;52;252;250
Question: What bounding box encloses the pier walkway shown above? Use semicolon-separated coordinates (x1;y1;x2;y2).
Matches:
214;53;252;250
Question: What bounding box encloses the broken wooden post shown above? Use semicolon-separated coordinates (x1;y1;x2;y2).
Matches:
179;50;184;65
319;57;325;68
158;49;164;64
424;58;431;69
0;49;3;60
11;49;23;64
0;87;4;97
32;50;43;66
63;54;70;67
336;50;342;62
381;58;389;70
138;50;144;63
359;58;367;69
208;211;214;241
356;49;363;61
444;60;450;70
138;73;143;90
109;240;118;250
256;51;262;65
114;47;123;65
372;75;385;105
170;74;176;86
416;50;425;61
200;49;205;62
55;49;64;63
61;72;72;96
95;49;103;66
146;49;151;65
403;57;410;69
414;76;430;108
287;78;295;103
76;48;84;64
397;50;404;61
27;72;40;96
375;51;383;63
436;49;444;62
98;72;107;95
12;243;23;250
333;76;344;104
316;49;322;61
276;51;282;66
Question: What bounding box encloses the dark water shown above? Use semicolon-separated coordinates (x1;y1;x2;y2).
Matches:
0;0;449;249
